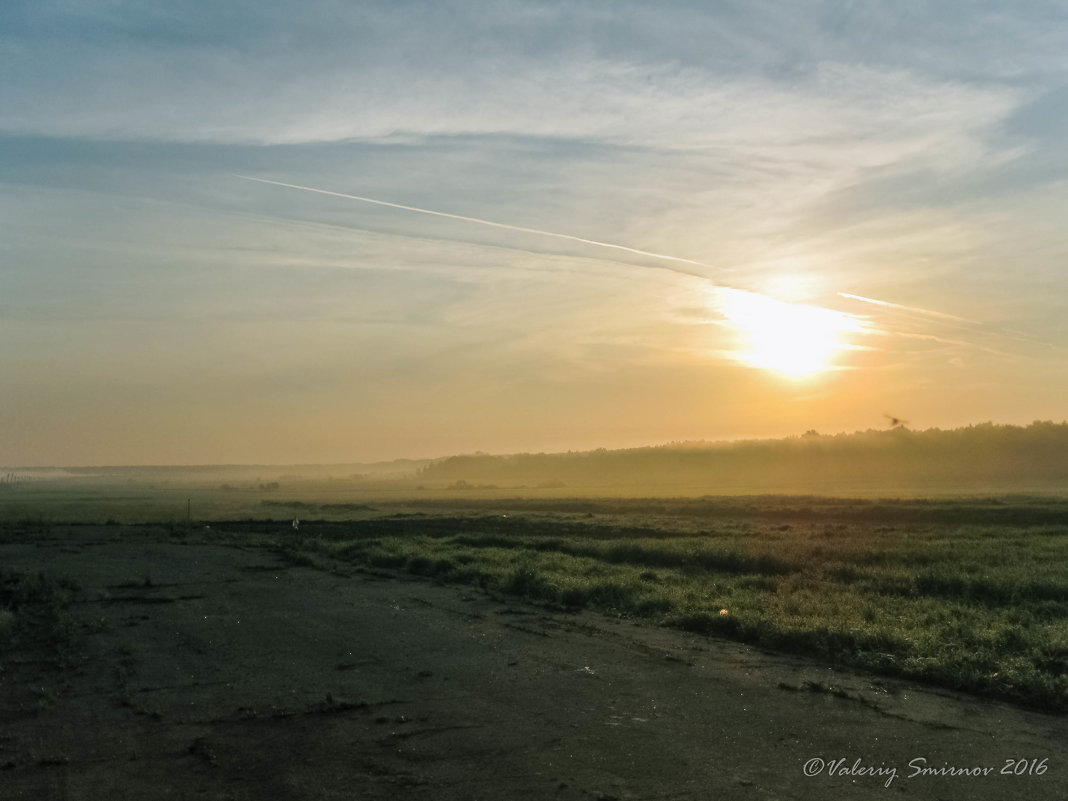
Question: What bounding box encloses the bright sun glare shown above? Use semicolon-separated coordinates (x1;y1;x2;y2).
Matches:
717;289;860;377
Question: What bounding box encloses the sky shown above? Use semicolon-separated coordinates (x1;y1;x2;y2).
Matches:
2;1;1068;466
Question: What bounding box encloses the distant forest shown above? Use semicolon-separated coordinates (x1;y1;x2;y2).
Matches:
418;422;1068;494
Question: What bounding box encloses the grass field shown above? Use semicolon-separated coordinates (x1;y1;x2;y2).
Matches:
250;497;1068;712
3;488;1067;712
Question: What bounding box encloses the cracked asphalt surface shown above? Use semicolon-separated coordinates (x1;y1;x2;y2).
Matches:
2;525;1067;800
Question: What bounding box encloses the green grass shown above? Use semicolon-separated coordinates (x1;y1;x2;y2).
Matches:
270;507;1068;711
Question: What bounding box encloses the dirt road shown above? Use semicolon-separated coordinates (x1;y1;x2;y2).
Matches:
2;526;1065;800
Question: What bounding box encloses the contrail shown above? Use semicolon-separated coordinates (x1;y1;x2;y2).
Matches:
837;292;967;322
235;174;982;342
233;174;717;280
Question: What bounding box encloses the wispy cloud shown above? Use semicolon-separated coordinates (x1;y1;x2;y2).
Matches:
4;1;1068;463
1;3;1028;173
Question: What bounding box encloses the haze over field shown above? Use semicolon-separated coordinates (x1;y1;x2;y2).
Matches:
3;423;1067;501
3;2;1068;467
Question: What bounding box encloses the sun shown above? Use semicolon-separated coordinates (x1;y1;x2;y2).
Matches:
716;289;859;377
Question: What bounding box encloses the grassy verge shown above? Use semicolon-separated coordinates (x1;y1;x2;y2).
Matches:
270;510;1068;711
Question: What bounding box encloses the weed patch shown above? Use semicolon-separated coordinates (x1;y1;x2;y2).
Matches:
0;570;82;658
